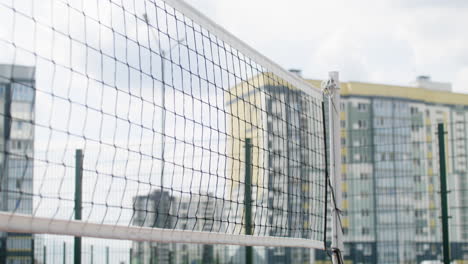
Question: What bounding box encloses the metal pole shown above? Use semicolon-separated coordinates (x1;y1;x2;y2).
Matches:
129;248;133;264
143;13;184;191
327;71;343;264
75;149;83;264
437;123;450;264
63;242;66;264
43;245;46;264
106;246;109;264
244;138;253;264
90;245;94;264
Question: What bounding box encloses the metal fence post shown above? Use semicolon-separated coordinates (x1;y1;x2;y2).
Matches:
437;123;450;264
63;242;66;264
90;245;94;264
129;248;133;264
106;246;109;264
75;149;83;264
244;138;253;264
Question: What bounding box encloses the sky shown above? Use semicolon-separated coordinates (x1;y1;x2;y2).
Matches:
188;0;468;93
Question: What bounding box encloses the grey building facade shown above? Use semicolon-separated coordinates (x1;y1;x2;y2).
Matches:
0;65;35;264
309;77;468;264
131;190;176;264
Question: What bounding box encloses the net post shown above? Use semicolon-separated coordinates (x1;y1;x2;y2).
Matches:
129;248;133;264
244;138;253;264
327;71;343;264
106;246;109;264
63;242;66;264
437;123;451;264
75;149;83;264
91;245;94;264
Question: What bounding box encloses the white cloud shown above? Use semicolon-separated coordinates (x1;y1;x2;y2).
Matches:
188;0;468;89
454;67;468;94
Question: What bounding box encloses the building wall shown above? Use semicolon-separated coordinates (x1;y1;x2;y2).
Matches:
131;190;176;264
226;76;327;264
0;65;35;264
309;79;468;264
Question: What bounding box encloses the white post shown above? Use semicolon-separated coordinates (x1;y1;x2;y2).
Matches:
327;71;343;264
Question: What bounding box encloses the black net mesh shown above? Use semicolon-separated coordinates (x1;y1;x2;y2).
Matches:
0;0;327;250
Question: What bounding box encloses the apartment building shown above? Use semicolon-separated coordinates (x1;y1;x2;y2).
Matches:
309;76;468;264
226;72;326;264
0;65;35;264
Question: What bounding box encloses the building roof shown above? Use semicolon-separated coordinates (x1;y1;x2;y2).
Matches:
306;79;468;106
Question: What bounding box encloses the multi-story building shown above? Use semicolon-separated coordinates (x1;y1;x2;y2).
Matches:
131;191;230;264
173;194;228;264
308;76;468;264
226;72;326;264
131;190;176;264
0;64;35;264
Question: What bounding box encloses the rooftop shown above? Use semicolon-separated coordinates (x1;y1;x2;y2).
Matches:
306;79;468;106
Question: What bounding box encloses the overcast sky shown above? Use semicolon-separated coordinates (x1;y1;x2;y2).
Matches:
187;0;468;93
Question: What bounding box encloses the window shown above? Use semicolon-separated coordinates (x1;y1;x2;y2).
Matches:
357;120;367;129
357;103;368;111
360;173;369;180
381;153;386;161
341;120;346;128
377;118;384;126
415;210;425;217
363;244;372;256
414;192;422;200
354;153;361;161
12;83;34;102
410;107;418;115
362;227;370;235
360;138;367;146
361;209;370;217
340;103;346;111
414;175;422;182
10;140;24;150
